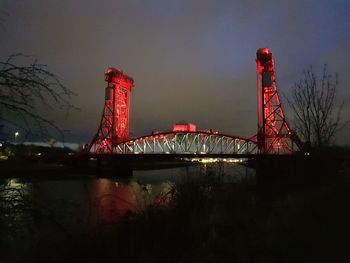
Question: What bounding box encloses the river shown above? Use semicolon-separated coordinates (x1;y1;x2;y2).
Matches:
0;163;255;253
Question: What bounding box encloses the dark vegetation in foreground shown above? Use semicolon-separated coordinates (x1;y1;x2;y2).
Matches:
94;166;350;263
1;146;350;262
1;173;350;262
115;178;350;263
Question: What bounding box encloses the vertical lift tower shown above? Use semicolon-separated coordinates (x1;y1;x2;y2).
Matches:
256;48;299;154
89;68;134;153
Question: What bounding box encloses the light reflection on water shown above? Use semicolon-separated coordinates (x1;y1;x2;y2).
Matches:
0;179;34;239
0;163;254;242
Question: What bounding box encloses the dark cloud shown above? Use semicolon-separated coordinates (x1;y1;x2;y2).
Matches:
1;0;349;144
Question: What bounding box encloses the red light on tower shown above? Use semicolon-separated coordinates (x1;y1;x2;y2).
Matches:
89;67;134;153
256;48;297;154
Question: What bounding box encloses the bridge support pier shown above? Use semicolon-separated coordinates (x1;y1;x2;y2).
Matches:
65;154;133;177
93;155;133;177
253;155;326;184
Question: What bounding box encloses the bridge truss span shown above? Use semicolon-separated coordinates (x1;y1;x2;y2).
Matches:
114;132;258;155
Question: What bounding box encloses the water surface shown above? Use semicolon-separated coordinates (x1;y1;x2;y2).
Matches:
0;163;255;249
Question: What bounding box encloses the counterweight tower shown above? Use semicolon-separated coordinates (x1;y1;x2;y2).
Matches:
89;68;134;153
256;48;298;154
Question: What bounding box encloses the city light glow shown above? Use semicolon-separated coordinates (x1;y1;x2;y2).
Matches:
183;157;247;164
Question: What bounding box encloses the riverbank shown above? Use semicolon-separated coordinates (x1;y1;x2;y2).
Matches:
1;164;350;262
110;173;350;263
1;148;350;262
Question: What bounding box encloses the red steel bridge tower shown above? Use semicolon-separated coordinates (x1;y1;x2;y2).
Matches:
256;48;299;154
89;68;134;153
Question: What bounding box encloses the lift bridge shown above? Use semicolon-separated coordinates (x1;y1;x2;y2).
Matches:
88;48;301;157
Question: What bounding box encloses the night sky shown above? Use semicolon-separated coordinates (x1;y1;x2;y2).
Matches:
1;0;349;144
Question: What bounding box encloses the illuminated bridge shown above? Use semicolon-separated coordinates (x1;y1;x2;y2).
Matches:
88;48;301;158
114;131;257;155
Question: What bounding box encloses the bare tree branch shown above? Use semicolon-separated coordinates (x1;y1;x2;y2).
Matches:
0;53;77;140
286;65;346;147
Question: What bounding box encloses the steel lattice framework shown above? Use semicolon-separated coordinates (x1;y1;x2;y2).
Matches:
114;132;258;154
89;68;134;153
256;48;300;154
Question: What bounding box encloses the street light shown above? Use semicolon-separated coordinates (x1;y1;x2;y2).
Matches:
14;132;19;143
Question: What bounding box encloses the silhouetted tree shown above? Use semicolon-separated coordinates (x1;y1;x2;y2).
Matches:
287;66;346;147
0;53;75;139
